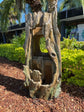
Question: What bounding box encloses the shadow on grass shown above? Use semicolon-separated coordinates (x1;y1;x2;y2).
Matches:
0;74;29;97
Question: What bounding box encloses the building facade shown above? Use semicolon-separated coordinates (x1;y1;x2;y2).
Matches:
0;23;25;43
59;7;84;41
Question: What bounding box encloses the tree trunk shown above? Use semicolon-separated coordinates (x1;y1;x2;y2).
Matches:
24;0;62;100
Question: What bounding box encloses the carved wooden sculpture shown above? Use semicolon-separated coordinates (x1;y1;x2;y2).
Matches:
24;0;62;100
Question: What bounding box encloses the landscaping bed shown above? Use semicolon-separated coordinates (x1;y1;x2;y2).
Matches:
0;57;84;112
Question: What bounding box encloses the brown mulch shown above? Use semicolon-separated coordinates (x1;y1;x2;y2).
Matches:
0;57;84;112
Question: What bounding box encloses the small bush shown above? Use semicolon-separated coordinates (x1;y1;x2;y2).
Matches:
11;31;26;47
61;49;84;86
61;37;84;50
0;44;25;64
75;41;84;50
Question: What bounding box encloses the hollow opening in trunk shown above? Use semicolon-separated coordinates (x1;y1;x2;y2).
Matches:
31;27;55;84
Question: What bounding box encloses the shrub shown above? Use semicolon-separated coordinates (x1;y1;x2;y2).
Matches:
61;49;84;86
61;37;84;50
75;41;84;50
0;40;84;87
11;31;26;47
0;44;25;64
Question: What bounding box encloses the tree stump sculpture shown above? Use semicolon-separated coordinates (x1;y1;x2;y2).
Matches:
24;0;62;100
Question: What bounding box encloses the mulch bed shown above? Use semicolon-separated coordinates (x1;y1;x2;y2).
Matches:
0;57;84;112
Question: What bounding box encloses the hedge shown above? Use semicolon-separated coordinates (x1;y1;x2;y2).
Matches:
61;48;84;87
0;44;84;86
0;44;25;64
61;37;84;50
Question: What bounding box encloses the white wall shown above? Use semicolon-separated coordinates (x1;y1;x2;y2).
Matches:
77;24;84;41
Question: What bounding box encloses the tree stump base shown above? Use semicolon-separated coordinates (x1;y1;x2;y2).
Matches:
24;11;62;100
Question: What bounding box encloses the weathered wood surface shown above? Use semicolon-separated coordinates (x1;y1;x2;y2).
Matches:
24;0;62;100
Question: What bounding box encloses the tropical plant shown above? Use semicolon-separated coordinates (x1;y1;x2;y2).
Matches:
0;0;65;31
60;0;84;14
0;0;23;31
0;0;42;31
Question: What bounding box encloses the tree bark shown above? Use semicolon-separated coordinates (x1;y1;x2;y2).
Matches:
24;0;62;100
